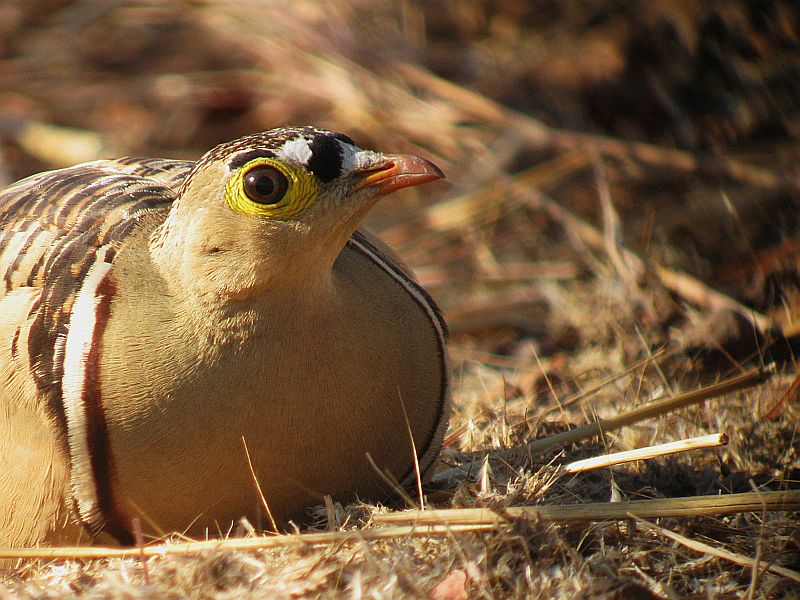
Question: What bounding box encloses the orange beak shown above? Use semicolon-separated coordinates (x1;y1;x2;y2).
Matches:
353;154;445;196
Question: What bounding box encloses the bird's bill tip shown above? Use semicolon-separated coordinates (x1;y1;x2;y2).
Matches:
353;153;444;196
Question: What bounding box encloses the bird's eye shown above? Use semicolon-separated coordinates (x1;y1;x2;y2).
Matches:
225;156;319;219
243;166;288;205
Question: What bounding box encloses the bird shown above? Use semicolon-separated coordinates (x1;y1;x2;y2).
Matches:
0;126;450;547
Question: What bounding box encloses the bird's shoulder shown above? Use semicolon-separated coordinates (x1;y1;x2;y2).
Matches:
0;157;194;432
0;157;193;292
0;157;192;232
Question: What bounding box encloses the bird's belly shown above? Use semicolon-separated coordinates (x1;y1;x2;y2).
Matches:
101;311;443;536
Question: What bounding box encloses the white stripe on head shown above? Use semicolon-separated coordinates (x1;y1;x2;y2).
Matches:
277;137;313;165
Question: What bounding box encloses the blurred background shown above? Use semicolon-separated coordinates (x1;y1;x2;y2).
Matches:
1;0;799;392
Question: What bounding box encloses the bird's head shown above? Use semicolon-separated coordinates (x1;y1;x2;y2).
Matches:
152;127;443;301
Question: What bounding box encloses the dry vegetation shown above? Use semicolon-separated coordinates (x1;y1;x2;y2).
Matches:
1;1;799;598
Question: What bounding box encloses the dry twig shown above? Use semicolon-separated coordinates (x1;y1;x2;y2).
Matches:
562;433;728;474
374;490;800;526
0;525;498;561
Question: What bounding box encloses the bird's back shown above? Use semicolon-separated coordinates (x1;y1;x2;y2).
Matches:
0;159;189;420
0;158;189;546
0;157;189;292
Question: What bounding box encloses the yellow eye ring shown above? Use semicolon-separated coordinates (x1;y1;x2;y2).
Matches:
225;157;320;219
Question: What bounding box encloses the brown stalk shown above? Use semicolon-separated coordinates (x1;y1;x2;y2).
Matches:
0;524;499;561
517;367;769;461
433;367;771;483
636;517;800;584
241;436;279;534
5;490;795;562
373;490;800;526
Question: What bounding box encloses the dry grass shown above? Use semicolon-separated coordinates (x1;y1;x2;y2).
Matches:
1;1;799;597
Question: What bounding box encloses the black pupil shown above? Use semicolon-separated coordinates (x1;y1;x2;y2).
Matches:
244;167;287;204
253;175;274;197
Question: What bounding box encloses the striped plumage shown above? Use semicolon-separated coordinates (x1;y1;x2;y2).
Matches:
0;127;449;547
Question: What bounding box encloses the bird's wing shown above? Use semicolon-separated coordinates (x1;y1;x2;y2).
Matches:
0;157;193;426
349;227;448;340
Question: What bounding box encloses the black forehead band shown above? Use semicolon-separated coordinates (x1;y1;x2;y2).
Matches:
331;132;356;146
306;135;344;183
228;149;277;170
